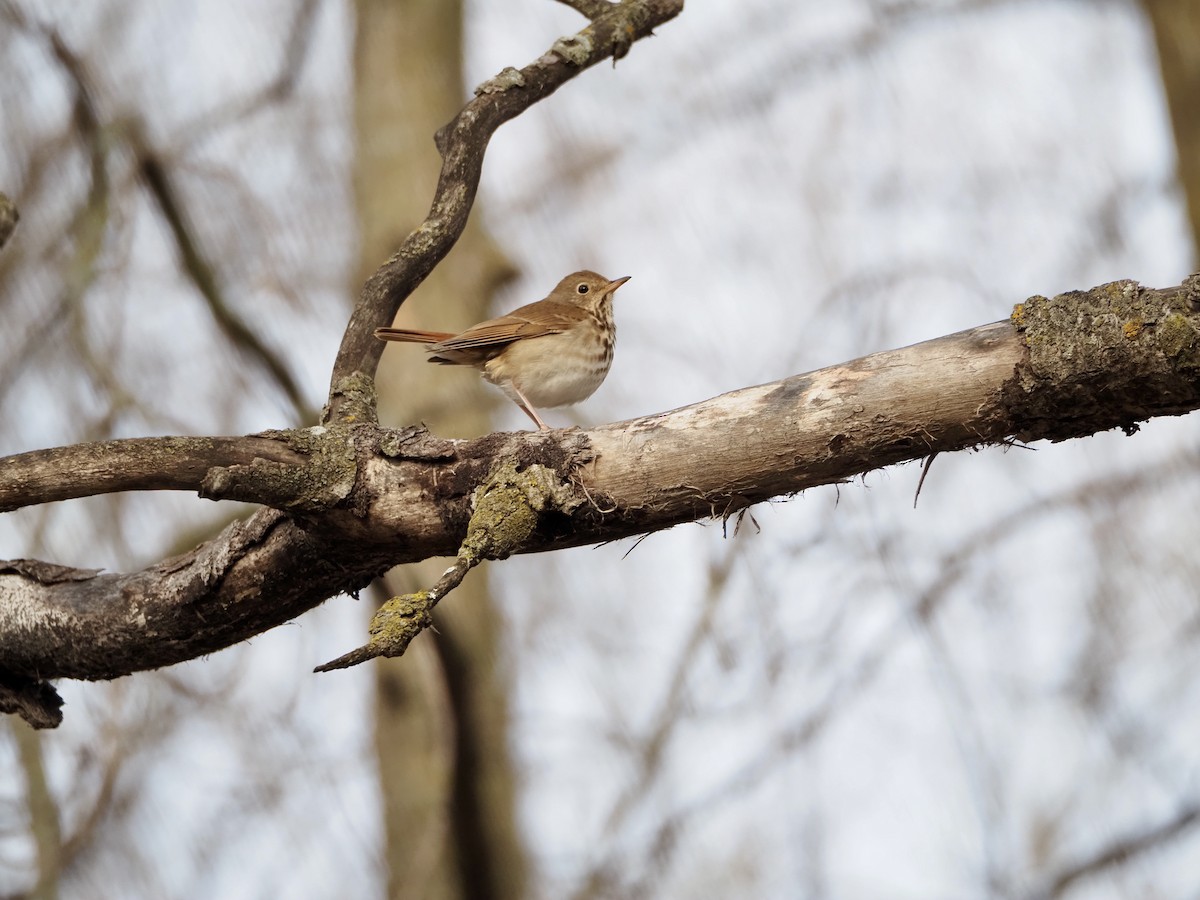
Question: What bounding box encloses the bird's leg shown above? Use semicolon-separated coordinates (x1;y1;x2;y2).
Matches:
508;382;551;431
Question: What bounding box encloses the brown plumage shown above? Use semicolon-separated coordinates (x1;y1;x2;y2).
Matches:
375;270;630;430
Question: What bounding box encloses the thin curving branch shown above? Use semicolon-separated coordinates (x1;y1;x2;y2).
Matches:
21;10;316;424
0;21;112;413
177;0;321;143
134;137;315;425
325;0;685;423
1042;803;1200;899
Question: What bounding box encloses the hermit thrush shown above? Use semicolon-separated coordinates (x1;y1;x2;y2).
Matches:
375;270;631;430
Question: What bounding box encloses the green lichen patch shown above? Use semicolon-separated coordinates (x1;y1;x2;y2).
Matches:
1004;276;1200;441
368;592;434;646
327;372;378;425
268;426;358;511
460;461;576;562
202;425;359;512
1157;313;1200;369
316;458;581;671
314;589;435;671
1014;279;1197;383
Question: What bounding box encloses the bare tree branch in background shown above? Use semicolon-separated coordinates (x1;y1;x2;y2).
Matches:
0;10;114;415
352;0;526;895
0;5;316;427
134;139;313;424
177;0;321;142
12;719;61;898
574;538;743;900
1042;803;1200;899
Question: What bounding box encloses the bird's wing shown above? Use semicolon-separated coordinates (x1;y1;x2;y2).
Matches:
429;302;588;352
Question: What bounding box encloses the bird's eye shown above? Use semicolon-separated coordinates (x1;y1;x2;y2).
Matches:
576;283;589;294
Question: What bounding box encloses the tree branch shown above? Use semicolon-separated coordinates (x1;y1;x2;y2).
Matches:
553;0;617;20
176;0;321;142
0;435;308;513
1042;803;1200;899
0;22;111;413
324;0;684;423
134;137;314;424
5;275;1200;726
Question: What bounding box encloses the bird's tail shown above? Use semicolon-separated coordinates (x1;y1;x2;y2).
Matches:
374;327;456;344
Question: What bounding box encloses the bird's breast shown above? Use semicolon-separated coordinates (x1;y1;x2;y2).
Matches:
483;314;614;408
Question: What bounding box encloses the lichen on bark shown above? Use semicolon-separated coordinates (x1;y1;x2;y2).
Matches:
316;458;582;670
1006;275;1200;440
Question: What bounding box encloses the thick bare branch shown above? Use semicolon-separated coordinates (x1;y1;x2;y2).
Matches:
4;274;1200;726
0;513;392;727
325;0;685;422
0;435;307;513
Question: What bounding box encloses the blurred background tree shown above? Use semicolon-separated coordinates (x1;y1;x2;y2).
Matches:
2;1;1199;898
352;0;522;897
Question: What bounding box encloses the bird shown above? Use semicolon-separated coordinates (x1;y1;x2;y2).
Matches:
374;270;631;430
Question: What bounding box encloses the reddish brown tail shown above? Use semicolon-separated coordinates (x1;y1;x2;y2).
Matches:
374;326;456;344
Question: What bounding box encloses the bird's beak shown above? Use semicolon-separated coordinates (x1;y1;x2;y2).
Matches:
606;275;631;295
